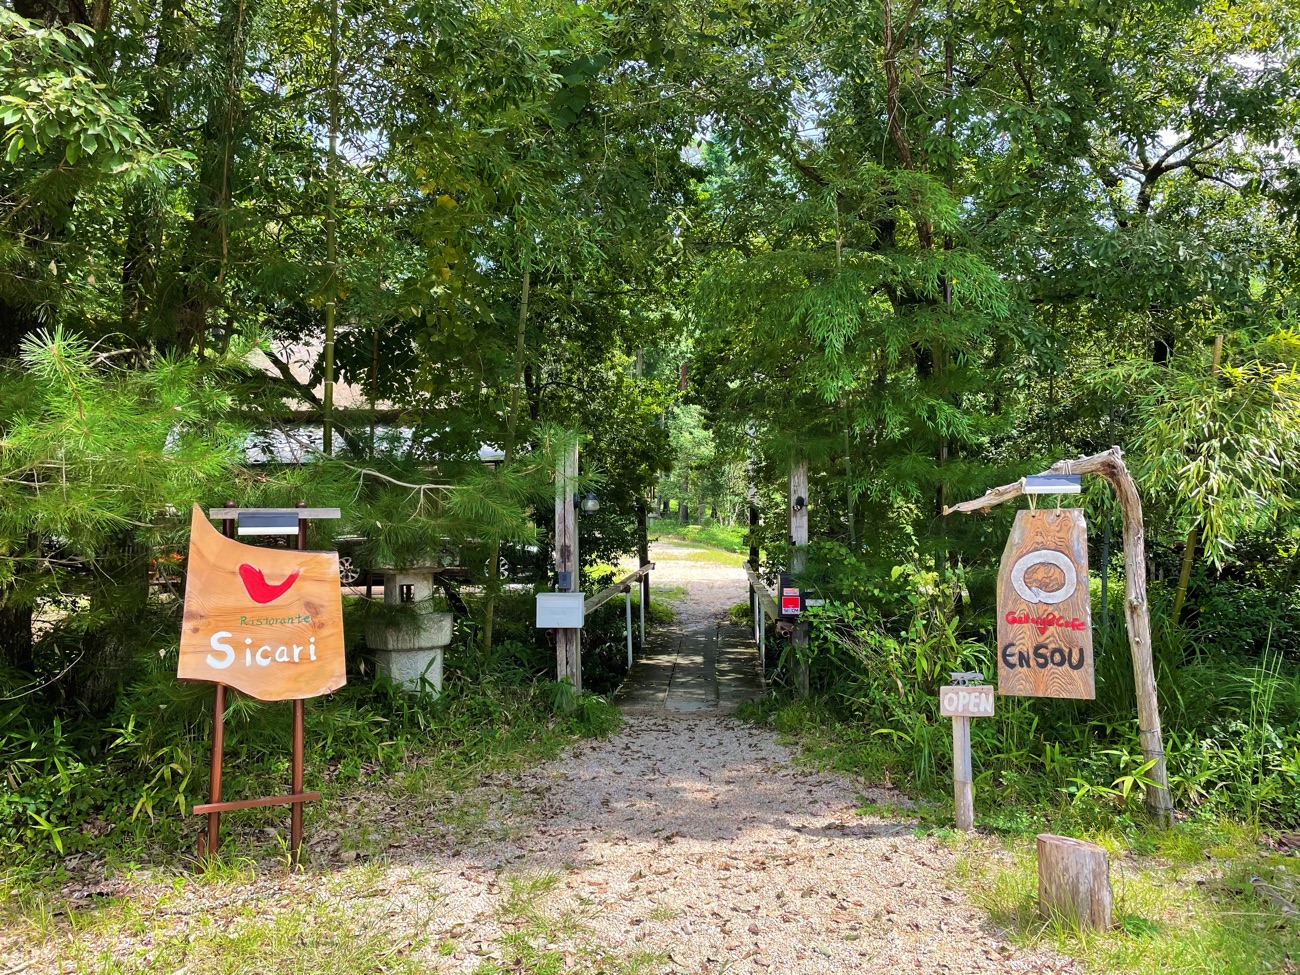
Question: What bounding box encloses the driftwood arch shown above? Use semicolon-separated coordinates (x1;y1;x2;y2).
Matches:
945;446;1173;825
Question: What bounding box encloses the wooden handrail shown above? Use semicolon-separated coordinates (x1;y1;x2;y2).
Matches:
584;563;655;614
744;563;780;621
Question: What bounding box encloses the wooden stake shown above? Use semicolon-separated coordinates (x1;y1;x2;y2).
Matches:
952;715;973;831
945;447;1172;824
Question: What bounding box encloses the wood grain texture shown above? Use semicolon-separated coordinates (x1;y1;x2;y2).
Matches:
178;506;346;701
1037;834;1113;931
952;715;973;831
939;685;995;717
997;509;1094;699
743;563;781;622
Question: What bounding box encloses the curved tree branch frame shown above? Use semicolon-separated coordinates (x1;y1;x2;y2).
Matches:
945;445;1173;825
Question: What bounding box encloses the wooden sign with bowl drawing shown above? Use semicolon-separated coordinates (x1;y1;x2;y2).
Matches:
997;509;1094;699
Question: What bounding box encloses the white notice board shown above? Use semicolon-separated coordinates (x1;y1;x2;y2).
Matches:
536;592;585;628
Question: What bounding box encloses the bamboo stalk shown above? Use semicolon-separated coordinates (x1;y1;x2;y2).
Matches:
1171;335;1224;626
322;0;340;456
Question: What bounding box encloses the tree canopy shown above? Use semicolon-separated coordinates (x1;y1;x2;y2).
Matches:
1;0;1299;800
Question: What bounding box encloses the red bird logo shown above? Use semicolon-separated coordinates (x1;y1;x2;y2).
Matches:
238;563;301;604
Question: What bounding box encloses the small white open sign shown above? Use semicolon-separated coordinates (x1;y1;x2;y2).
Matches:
939;685;995;718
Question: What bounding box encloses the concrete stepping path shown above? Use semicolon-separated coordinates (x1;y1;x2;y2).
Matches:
614;540;765;713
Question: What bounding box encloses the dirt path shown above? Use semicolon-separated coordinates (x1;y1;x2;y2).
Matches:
523;538;1068;973
454;711;1070;974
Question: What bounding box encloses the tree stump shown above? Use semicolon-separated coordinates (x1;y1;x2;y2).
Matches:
1037;834;1112;930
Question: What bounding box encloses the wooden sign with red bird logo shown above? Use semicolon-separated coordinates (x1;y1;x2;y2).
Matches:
177;506;346;701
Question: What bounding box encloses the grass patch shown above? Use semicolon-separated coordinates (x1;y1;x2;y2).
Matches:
651;584;688;603
1;676;629;971
741;695;1300;975
2;676;621;891
652;542;746;568
471;870;666;975
653;522;749;554
961;831;1300;975
5;849;667;975
3;873;441;974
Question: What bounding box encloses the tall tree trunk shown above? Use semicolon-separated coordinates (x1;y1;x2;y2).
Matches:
0;535;36;677
123;0;186;336
67;532;149;716
321;0;340;452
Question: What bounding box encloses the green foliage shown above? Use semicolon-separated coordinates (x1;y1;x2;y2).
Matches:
1;0;1299;896
966;830;1300;975
751;569;1300;830
657;522;749;554
0;10;176;171
1131;332;1300;566
0;330;248;577
0;624;620;875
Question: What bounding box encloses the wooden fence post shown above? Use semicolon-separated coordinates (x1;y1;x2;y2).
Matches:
637;500;650;644
554;440;581;691
952;714;973;830
790;459;809;697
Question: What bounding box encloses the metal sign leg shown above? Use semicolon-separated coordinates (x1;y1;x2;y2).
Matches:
291;699;305;861
201;683;226;858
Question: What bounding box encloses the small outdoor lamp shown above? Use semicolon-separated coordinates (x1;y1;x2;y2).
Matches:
792;495;807;513
579;492;600;514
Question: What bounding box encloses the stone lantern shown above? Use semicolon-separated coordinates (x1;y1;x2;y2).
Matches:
365;567;453;694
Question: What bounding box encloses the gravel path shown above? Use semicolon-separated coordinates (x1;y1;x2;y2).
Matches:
477;538;1070;973
635;539;748;628
456;711;1072;974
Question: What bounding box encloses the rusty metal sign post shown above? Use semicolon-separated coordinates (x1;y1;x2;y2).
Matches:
180;503;343;864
